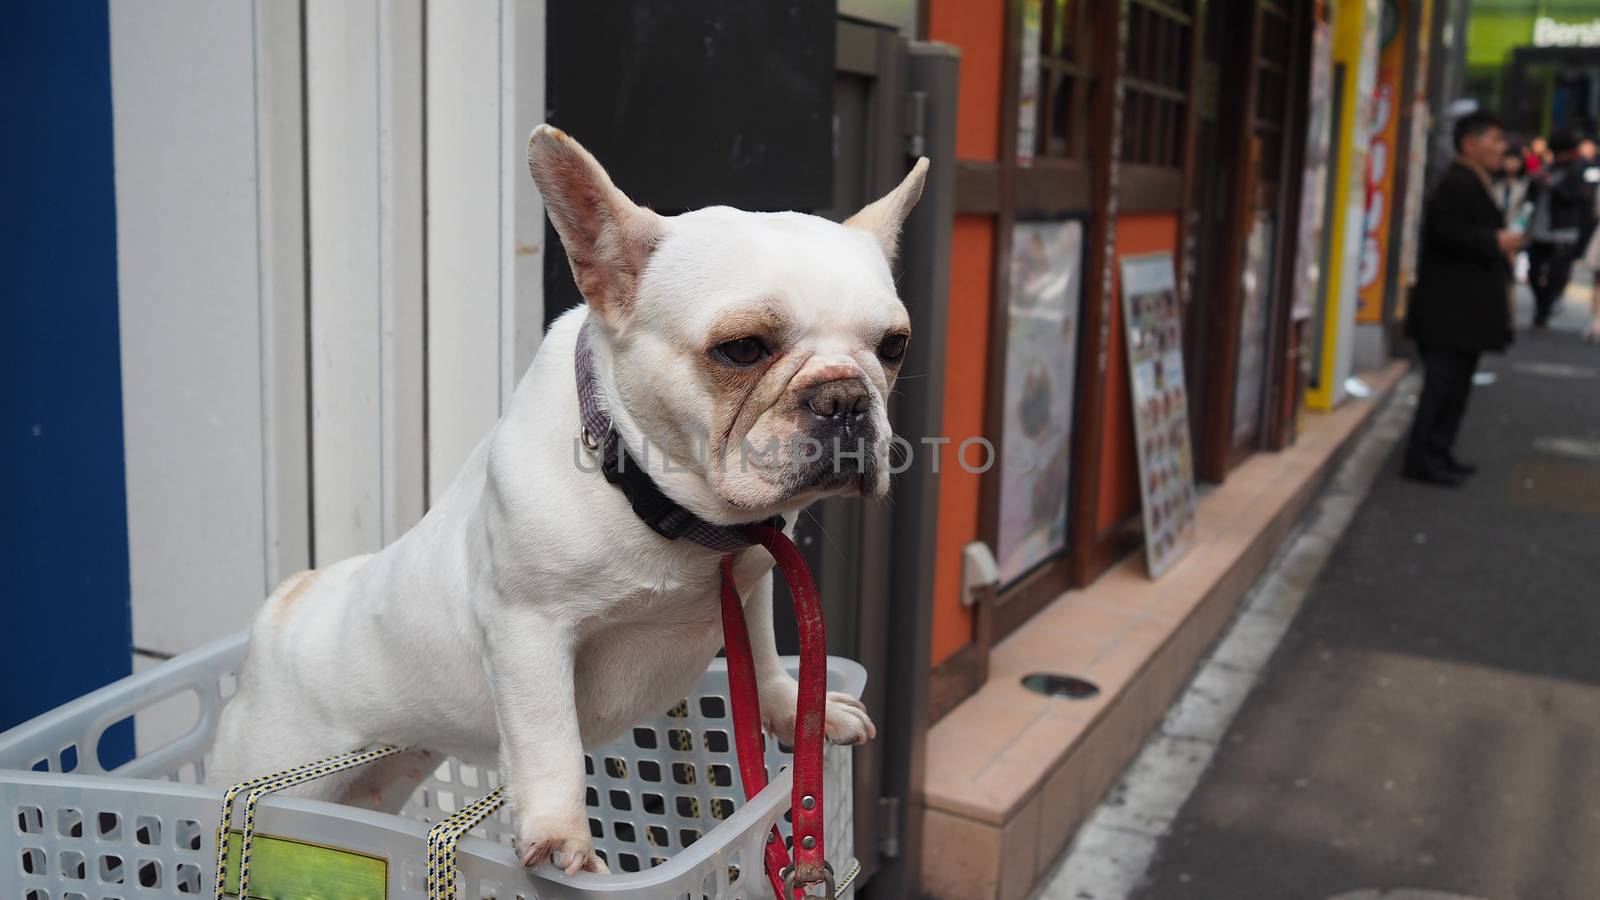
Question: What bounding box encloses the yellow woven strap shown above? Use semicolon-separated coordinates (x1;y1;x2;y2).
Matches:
426;786;508;900
834;857;862;894
214;745;401;899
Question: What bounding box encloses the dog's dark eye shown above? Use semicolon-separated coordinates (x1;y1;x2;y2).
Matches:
877;333;909;363
712;336;768;367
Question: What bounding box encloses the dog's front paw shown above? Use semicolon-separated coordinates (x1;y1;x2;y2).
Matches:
820;691;876;746
762;683;877;747
518;823;610;876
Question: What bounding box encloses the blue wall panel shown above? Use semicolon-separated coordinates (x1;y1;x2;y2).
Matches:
2;1;134;759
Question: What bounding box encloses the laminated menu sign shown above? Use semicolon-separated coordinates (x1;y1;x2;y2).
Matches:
1120;254;1196;578
995;219;1083;585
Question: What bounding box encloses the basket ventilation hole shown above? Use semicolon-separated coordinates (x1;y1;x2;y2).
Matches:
138;859;161;888
176;863;203;894
16;804;44;833
177;819;205;851
134;814;159;845
59;849;85;880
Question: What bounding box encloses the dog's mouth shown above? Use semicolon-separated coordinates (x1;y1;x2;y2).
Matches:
713;424;887;511
791;435;881;496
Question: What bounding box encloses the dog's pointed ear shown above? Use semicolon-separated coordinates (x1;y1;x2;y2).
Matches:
528;125;664;325
845;157;929;264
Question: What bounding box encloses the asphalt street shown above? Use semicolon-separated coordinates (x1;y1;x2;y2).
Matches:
1129;287;1600;900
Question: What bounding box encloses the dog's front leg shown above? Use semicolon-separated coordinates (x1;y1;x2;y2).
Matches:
484;607;608;875
745;570;877;747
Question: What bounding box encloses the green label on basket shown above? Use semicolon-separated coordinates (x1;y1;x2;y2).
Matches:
222;830;387;899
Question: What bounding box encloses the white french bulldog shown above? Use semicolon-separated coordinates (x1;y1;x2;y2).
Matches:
208;126;927;875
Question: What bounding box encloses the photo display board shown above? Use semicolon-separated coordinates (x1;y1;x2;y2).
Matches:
1120;254;1197;578
995;220;1085;585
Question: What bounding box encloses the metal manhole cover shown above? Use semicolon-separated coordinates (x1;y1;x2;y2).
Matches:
1020;672;1100;699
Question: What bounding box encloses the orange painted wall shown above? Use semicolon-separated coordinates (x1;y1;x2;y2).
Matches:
929;217;994;664
927;0;1004;665
928;0;1003;162
1097;212;1180;534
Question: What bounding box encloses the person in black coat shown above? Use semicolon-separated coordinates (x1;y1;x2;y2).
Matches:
1404;111;1519;487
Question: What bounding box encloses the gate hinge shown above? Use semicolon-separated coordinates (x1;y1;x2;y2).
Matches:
878;796;902;858
905;91;928;159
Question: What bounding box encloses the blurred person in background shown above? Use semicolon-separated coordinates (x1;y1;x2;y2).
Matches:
1585;164;1600;346
1404;111;1518;487
1497;143;1534;226
1526;135;1549;175
1527;130;1598;328
1585;223;1600;345
1497;145;1533;282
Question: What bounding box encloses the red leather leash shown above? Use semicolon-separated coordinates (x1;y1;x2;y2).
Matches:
719;524;831;899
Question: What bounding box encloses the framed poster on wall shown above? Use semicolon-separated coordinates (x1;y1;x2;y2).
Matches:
1232;215;1276;446
1120;253;1197;578
995;219;1085;585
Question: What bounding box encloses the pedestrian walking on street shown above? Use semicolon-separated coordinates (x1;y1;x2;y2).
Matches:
1404;110;1518;487
1584;222;1600;345
1527;130;1598;328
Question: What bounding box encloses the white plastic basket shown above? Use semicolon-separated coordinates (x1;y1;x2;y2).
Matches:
0;632;861;899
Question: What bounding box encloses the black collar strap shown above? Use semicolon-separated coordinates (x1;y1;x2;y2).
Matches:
574;317;782;552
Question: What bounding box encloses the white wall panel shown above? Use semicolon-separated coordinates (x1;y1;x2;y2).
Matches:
112;0;542;663
110;0;306;656
305;0;425;562
501;0;548;401
381;0;428;538
425;3;504;500
425;0;546;503
255;0;312;592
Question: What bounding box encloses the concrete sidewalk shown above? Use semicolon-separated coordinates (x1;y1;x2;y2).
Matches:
1133;317;1600;898
1056;293;1600;900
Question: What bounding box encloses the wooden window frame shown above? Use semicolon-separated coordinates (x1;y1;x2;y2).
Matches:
1192;0;1315;478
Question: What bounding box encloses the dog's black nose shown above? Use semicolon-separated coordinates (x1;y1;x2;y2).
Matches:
804;380;870;422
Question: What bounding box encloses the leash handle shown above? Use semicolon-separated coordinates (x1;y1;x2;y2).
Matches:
720;557;795;899
724;524;831;898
